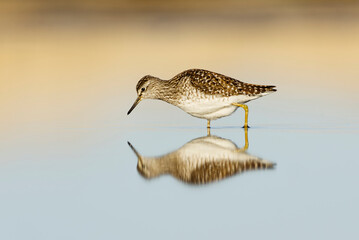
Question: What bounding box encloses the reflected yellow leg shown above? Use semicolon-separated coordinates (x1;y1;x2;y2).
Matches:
238;127;249;152
232;103;249;128
243;127;249;151
207;120;211;136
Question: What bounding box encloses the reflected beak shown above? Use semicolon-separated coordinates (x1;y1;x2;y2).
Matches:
127;141;141;159
127;96;142;115
127;141;143;166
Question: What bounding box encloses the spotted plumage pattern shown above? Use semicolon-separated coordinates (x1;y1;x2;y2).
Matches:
189;159;274;184
173;69;276;97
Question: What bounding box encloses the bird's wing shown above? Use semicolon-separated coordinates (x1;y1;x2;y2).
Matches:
181;69;275;97
186;69;244;97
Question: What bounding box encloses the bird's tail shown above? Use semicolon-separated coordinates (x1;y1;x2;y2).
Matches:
263;85;277;93
242;84;277;96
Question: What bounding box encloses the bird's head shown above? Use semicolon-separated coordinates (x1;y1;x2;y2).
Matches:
127;141;163;179
127;75;160;115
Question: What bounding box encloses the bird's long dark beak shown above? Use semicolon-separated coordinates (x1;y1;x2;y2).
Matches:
127;96;142;115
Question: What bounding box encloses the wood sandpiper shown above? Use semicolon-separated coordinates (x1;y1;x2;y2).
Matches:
127;69;276;128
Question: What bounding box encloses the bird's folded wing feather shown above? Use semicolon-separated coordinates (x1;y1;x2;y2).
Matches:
187;69;246;97
186;69;276;97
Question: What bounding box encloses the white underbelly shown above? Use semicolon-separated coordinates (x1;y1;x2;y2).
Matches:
176;95;257;120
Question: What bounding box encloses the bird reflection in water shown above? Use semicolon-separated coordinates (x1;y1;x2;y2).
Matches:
128;129;275;184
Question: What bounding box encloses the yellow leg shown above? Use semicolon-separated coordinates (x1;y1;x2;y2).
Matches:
232;103;249;128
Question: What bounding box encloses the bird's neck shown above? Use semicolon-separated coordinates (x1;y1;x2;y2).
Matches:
144;155;177;177
153;80;178;104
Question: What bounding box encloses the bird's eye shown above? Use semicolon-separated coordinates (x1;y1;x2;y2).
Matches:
141;87;145;92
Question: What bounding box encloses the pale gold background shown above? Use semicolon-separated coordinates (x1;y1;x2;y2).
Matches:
1;0;358;134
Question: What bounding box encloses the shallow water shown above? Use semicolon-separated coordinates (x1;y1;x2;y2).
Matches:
1;10;359;239
1;122;358;239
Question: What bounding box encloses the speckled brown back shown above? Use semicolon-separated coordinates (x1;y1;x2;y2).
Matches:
172;69;276;97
